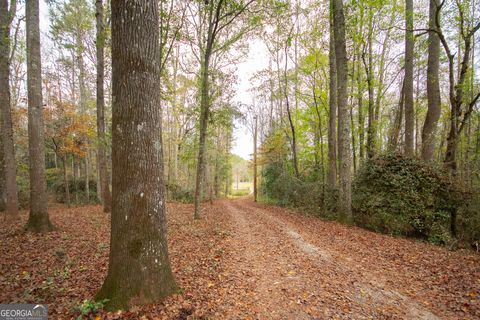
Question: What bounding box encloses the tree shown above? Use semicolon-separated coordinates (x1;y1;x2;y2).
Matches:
46;102;93;207
0;128;5;211
421;0;441;161
434;1;480;175
364;5;375;159
327;0;337;190
192;0;255;219
404;0;414;156
433;1;480;236
25;0;54;232
49;0;95;203
95;0;111;212
96;0;177;310
333;0;352;217
0;0;18;218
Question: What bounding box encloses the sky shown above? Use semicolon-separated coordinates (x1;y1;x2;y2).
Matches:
231;39;270;160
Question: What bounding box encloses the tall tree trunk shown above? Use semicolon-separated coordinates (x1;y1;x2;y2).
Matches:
25;0;54;232
284;88;300;178
96;0;111;212
421;0;441;161
365;9;375;159
404;0;415;156
97;0;177;310
355;6;365;161
389;78;405;152
333;0;352;217
0;0;18;218
327;0;337;190
76;25;89;202
194;48;212;219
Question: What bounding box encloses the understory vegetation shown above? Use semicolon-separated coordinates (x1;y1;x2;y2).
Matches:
261;153;480;247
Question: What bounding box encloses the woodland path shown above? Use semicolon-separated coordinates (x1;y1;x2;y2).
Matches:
211;199;479;320
0;199;479;319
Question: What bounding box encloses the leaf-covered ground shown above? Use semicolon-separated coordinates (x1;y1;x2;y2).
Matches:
0;199;479;319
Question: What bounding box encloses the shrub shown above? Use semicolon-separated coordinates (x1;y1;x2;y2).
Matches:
166;183;194;203
230;188;250;197
76;299;108;320
260;162;324;213
352;154;463;243
457;192;480;247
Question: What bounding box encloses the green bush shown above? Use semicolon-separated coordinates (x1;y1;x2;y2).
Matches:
230;188;250;197
75;299;108;320
352;154;462;243
260;162;324;213
457;193;480;247
166;183;194;203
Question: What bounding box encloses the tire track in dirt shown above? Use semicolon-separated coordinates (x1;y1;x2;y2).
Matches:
219;199;441;319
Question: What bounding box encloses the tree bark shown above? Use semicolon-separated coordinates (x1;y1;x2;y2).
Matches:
421;0;441;161
25;0;54;232
75;21;89;203
283;45;300;178
389;78;405;152
365;8;375;159
97;0;177;310
327;0;337;190
0;125;5;211
194;48;212;219
404;0;415;156
333;0;352;217
355;7;365;161
0;0;18;218
96;0;111;212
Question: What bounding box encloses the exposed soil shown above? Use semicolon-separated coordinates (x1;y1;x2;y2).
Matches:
0;199;478;319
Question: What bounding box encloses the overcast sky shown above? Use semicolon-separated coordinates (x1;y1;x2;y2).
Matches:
231;39;270;160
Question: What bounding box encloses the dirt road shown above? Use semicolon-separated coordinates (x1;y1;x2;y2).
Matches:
1;199;479;319
211;199;479;320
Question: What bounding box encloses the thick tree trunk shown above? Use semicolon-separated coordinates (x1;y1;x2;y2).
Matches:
327;0;337;190
0;0;18;218
333;0;352;217
404;0;415;156
194;51;211;219
97;0;177;310
0;128;5;211
25;0;54;232
96;0;111;212
421;0;441;161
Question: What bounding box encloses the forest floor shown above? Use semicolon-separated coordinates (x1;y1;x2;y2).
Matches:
0;199;479;319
